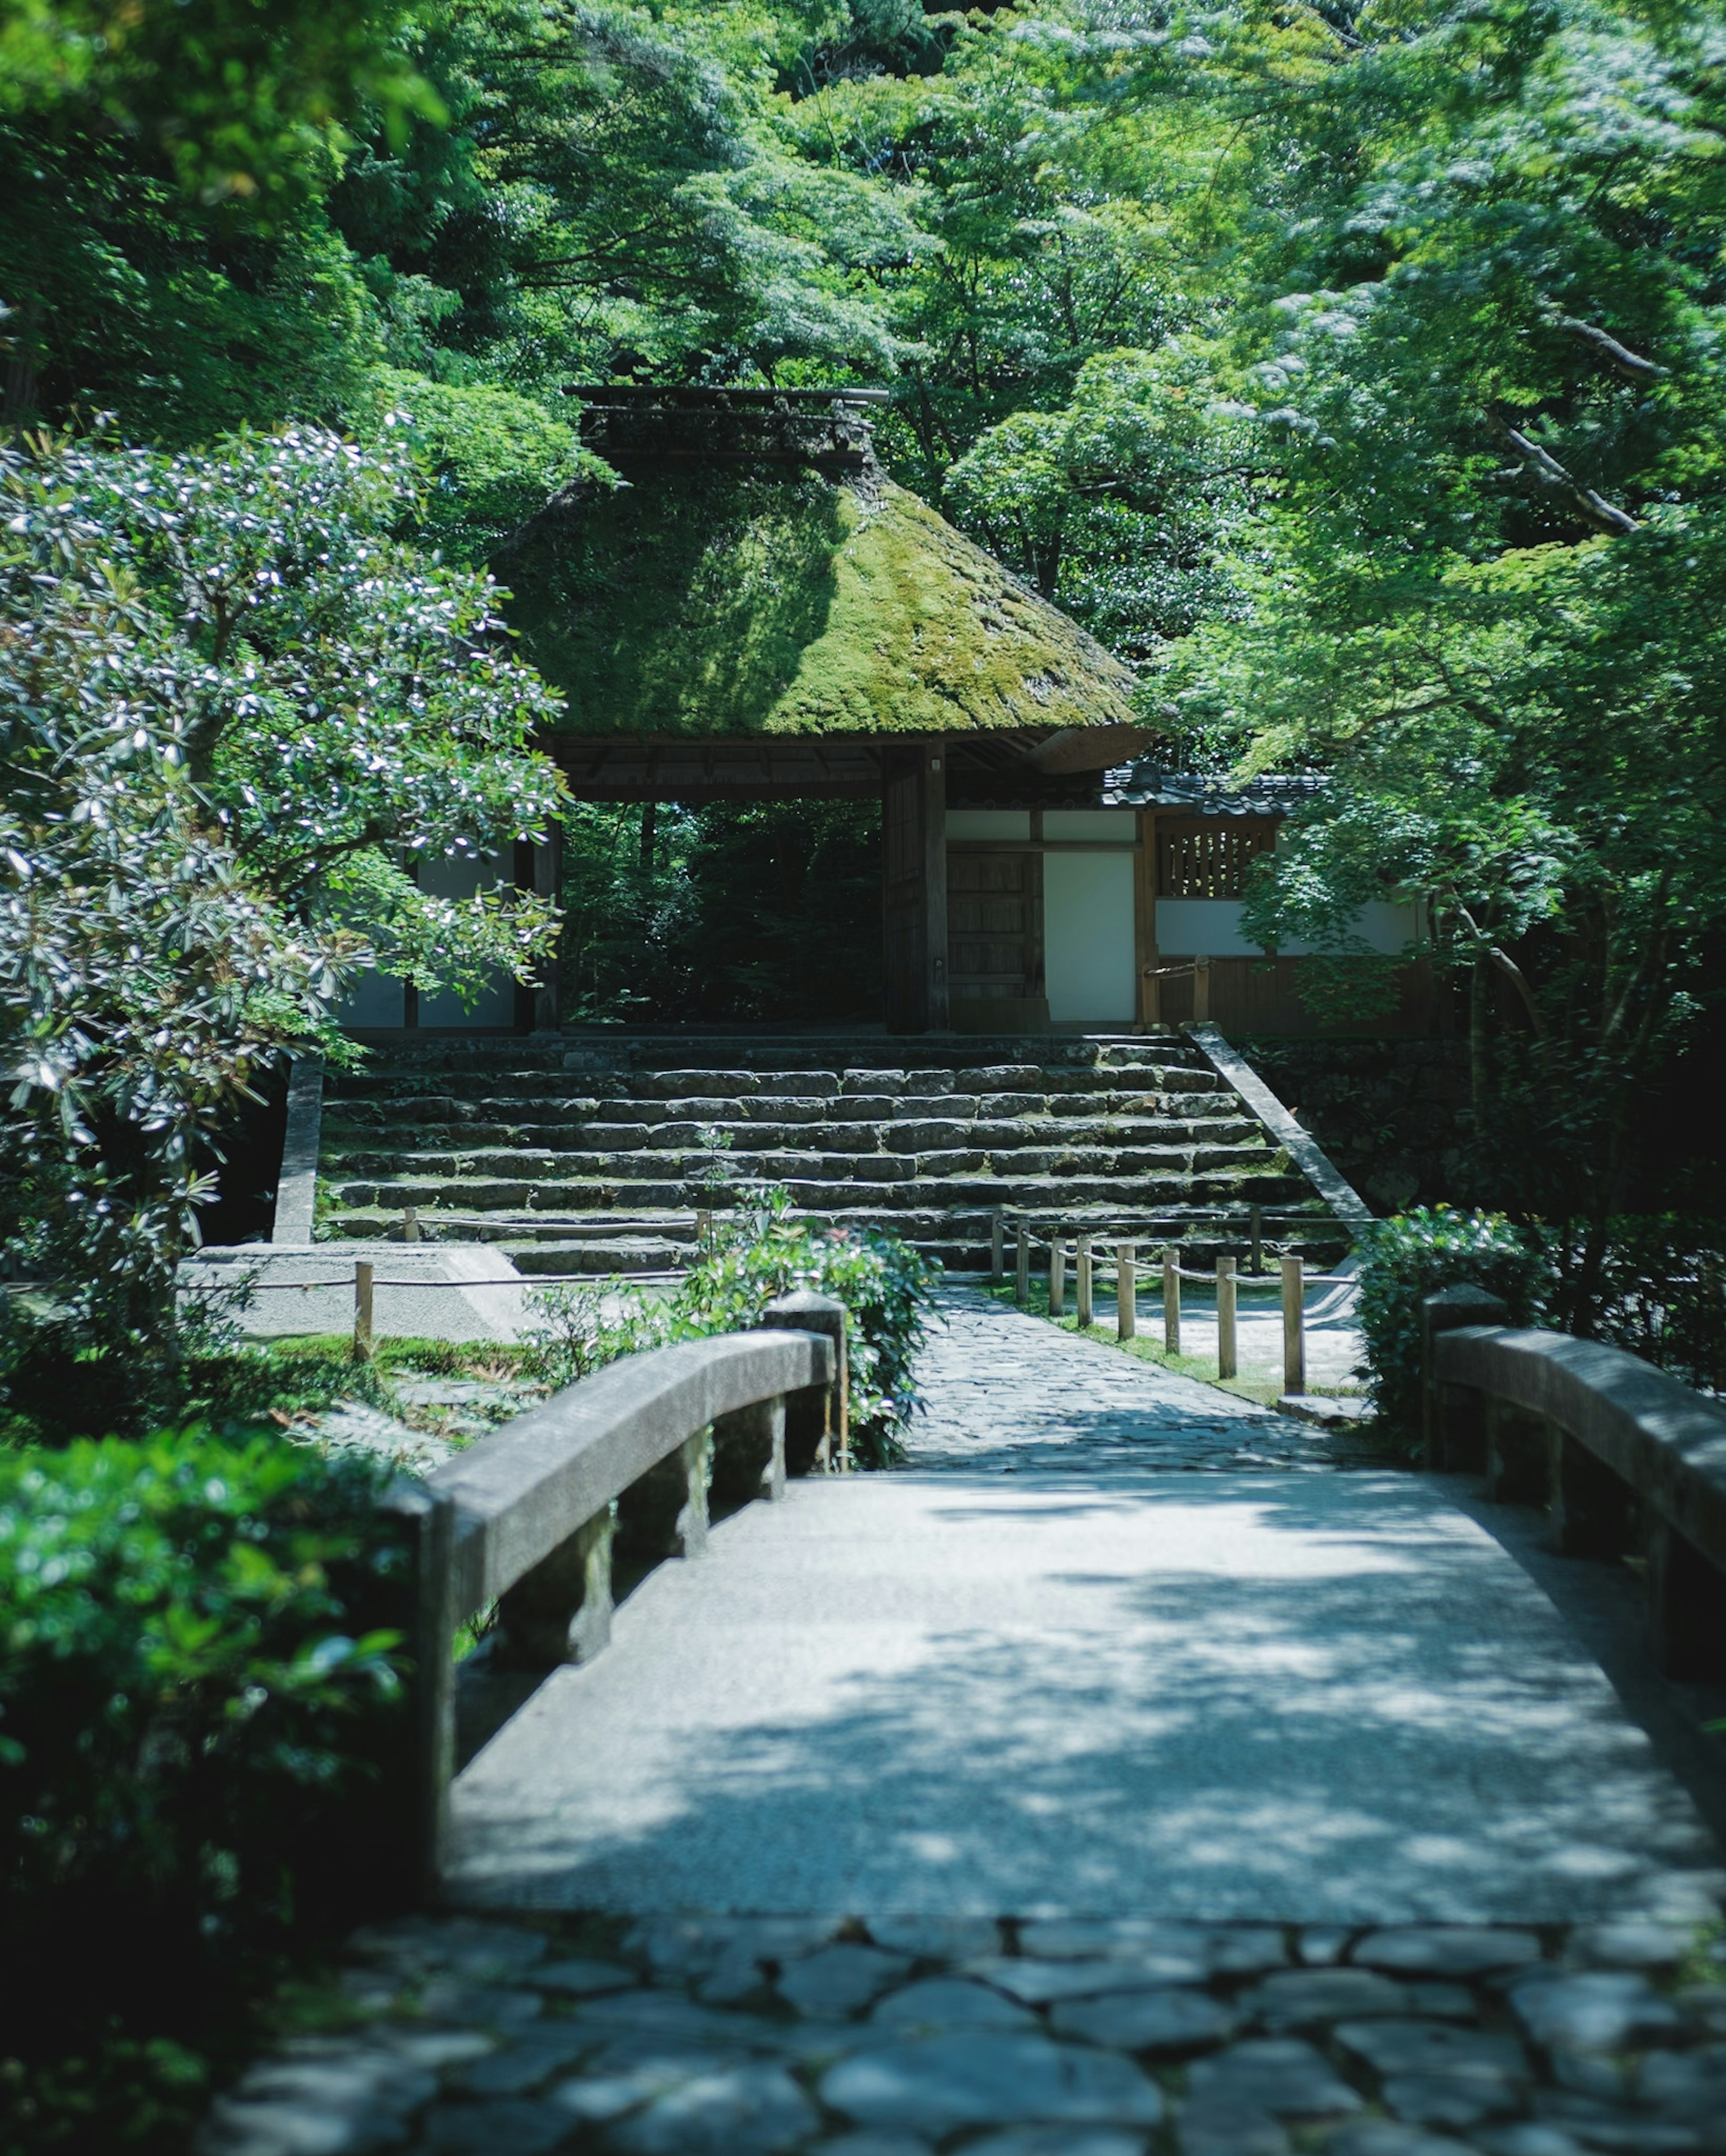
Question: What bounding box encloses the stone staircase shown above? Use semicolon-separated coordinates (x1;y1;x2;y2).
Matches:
315;1034;1354;1274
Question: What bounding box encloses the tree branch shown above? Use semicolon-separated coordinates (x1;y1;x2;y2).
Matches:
1488;414;1637;536
1557;317;1666;382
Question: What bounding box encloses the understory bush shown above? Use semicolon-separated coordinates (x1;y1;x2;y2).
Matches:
523;1191;941;1468
0;1428;414;2150
1358;1207;1726;1433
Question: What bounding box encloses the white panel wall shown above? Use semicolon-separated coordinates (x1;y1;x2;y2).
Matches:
1156;898;1419;957
1044;851;1137;1021
1042;810;1139;843
947;810;1031;841
418;850;518;1027
334;850;519;1030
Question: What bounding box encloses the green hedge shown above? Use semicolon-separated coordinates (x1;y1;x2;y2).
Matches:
0;1427;414;2149
1357;1207;1726;1433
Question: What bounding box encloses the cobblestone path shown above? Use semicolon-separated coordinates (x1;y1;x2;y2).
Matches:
906;1285;1348;1474
202;1909;1726;2155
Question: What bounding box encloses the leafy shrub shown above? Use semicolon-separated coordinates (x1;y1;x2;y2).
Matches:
1357;1207;1726;1432
0;1428;414;2146
1355;1206;1550;1433
523;1191;942;1468
1539;1216;1726;1393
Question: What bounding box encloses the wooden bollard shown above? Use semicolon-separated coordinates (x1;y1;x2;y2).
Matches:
1281;1255;1305;1396
1217;1254;1237;1380
1249;1203;1263;1276
990;1208;1005;1282
1048;1238;1066;1319
1117;1243;1136;1340
402;1205;421;1243
353;1260;374;1363
1015;1222;1030;1306
1162;1245;1181;1356
1076;1236;1093;1329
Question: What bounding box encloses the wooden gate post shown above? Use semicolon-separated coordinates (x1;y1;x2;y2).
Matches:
1281;1255;1304;1396
1217;1254;1237;1380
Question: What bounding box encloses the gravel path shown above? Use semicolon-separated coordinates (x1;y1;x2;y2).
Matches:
906;1284;1350;1473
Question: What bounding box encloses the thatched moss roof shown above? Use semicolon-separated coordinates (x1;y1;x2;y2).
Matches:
497;465;1139;739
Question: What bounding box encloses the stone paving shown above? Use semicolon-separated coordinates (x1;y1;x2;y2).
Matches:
200;1910;1726;2155
906;1286;1359;1473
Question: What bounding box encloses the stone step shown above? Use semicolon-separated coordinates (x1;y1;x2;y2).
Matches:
321;1067;1231;1111
325;1144;1282;1190
327;1167;1308;1215
320;1113;1261;1156
323;1087;1237;1127
322;1210;1349;1276
322;1124;1270;1169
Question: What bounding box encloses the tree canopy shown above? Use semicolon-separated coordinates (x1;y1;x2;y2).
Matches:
4;0;1725;1218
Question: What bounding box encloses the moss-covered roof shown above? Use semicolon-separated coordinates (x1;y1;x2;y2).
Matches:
497;465;1139;738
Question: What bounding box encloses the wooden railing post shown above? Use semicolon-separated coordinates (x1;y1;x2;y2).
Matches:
1281;1255;1304;1397
990;1208;1005;1282
1249;1203;1263;1276
1193;955;1210;1023
353;1260;374;1362
1162;1245;1181;1356
1217;1254;1237;1380
1049;1237;1066;1320
1117;1243;1136;1340
1076;1235;1093;1330
1015;1222;1030;1306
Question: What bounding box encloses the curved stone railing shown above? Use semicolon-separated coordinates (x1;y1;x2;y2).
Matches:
1423;1294;1726;1681
394;1295;841;1887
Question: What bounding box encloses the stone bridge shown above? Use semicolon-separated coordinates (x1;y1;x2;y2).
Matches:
202;1286;1726;2156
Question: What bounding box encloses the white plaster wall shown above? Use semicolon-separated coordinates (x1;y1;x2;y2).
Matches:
418;850;519;1027
334;850;518;1030
1044;851;1137;1021
1043;809;1139;842
1155;897;1418;958
948;810;1031;842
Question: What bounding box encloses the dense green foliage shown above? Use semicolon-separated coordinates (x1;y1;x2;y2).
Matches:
0;1428;412;2149
525;1189;942;1465
10;0;1721;1209
1357;1205;1726;1431
561;797;883;1024
0;423;562;1363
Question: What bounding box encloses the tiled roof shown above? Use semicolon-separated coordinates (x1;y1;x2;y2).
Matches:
1102;764;1327;815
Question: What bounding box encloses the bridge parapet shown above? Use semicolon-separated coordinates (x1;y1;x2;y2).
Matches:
1427;1306;1726;1682
396;1309;839;1890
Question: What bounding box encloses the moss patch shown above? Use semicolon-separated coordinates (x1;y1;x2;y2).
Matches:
498;467;1139;738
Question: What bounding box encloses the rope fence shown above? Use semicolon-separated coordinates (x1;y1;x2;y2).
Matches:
993;1208;1359;1396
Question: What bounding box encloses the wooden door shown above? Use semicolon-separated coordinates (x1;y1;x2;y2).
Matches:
947;850;1044;1004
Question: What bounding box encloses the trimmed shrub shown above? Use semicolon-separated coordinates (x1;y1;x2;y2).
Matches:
523;1190;942;1467
1355;1207;1550;1434
1357;1207;1726;1433
0;1427;414;2147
